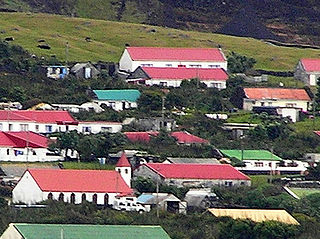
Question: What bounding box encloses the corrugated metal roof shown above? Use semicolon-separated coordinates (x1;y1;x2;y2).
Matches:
127;47;226;61
220;150;282;161
243;88;311;101
12;224;171;239
208;208;299;225
301;58;320;72
93;89;141;102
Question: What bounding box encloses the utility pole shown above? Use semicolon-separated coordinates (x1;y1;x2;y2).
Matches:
65;41;69;65
161;96;165;129
156;177;159;218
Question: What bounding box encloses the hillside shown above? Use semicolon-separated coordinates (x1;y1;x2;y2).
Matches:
1;0;320;45
1;13;320;71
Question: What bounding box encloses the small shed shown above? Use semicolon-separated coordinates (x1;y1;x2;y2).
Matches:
71;62;100;79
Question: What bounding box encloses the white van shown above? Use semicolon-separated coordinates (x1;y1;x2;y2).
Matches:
112;197;149;213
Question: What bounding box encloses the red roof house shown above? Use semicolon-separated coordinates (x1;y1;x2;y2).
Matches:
13;168;133;205
126;47;226;62
242;88;311;111
119;47;227;73
124;131;209;144
295;59;320;86
128;67;228;89
134;163;251;187
0;110;77;124
0;131;48;148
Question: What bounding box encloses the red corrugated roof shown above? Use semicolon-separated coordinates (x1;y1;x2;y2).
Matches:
127;47;226;61
116;152;131;167
124;132;159;143
124;131;208;144
314;131;320;137
142;67;228;81
301;58;320;72
27;169;133;193
0;132;48;148
0;110;77;124
171;131;209;144
144;163;250;180
244;88;311;101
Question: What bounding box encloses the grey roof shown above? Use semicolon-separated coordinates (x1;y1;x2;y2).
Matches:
137;193;181;205
166;157;220;164
0;164;59;178
71;62;96;73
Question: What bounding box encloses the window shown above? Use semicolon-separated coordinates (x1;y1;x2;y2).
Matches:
32;150;36;155
141;64;153;67
125;169;129;174
165;64;173;67
178;64;186;68
160;82;167;87
66;125;69;131
286;103;297;107
92;194;98;204
82;126;91;133
48;193;53;200
35;125;39;132
118;169;121;173
104;194;109;206
0;123;2;131
260;102;265;106
101;127;112;132
20;124;28;131
268;102;272;106
208;65;219;68
109;102;116;108
189;64;202;68
8;124;13;131
211;83;221;88
255;162;264;167
45;125;53;133
58;193;64;201
70;193;76;204
7;149;9;155
81;193;86;203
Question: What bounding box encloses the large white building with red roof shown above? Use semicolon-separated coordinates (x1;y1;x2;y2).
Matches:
12;168;133;205
134;163;251;188
295;58;320;86
0;131;68;162
119;47;227;73
242;88;311;111
127;67;228;89
0;110;122;134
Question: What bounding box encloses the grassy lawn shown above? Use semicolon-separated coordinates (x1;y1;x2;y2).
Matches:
62;161;115;170
292;117;320;134
256;76;305;88
0;13;320;70
289;187;320;198
227;111;262;124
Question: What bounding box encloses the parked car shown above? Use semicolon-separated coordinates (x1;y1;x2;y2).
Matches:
112;197;149;213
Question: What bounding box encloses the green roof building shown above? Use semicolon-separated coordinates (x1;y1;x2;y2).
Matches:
93;89;141;111
220;150;282;161
1;224;171;239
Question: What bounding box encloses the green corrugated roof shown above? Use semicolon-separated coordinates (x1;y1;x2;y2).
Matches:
220;150;282;161
13;224;171;239
93;89;141;102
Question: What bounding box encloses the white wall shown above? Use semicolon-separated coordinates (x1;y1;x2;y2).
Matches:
78;122;122;134
0;224;24;239
94;100;137;111
119;49;133;72
243;99;310;111
115;166;131;187
0;147;63;162
142;79;226;89
12;171;44;205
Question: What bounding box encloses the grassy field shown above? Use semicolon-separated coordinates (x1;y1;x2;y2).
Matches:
62;161;115;170
1;13;320;70
289;187;320;198
292;117;320;134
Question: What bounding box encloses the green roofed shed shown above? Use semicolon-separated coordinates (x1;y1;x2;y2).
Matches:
2;224;171;239
93;89;141;102
220;150;282;161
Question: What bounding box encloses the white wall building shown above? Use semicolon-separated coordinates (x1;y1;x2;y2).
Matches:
242;88;311;111
12;168;133;205
115;152;132;187
0;131;71;162
93;90;141;111
0;110;122;134
127;67;228;89
119;47;227;73
294;58;320;86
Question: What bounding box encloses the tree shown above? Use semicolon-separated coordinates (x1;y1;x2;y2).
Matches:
55;131;79;159
227;52;257;73
137;91;162;113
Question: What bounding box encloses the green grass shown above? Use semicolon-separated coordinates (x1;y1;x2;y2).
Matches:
289;187;320;198
257;76;306;88
227;111;262;123
292;117;320;134
1;13;320;70
250;175;272;187
62;161;115;170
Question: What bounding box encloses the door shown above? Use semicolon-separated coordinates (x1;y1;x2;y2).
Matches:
85;67;92;78
310;74;316;86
